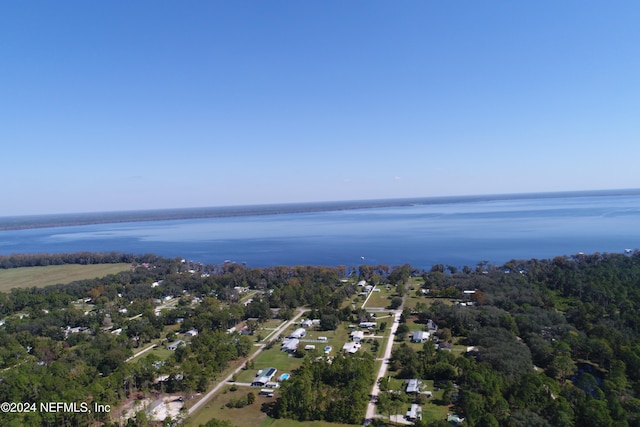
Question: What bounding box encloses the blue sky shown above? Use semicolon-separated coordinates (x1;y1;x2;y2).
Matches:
2;1;639;216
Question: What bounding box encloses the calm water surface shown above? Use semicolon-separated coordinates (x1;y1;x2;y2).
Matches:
1;193;639;269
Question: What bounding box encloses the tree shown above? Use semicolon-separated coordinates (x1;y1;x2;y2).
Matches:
320;314;339;331
577;399;614;427
549;354;577;383
390;296;403;309
395;323;410;341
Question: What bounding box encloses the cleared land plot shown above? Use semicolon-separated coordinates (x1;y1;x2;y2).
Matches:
0;263;132;291
364;291;394;308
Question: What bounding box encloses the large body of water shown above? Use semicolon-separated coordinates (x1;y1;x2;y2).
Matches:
1;190;639;270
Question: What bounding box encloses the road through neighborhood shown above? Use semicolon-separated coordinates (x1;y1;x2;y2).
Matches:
188;308;307;416
364;308;402;423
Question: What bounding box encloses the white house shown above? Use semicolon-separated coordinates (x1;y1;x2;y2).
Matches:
185;329;198;337
406;378;421;393
351;330;365;342
411;331;430;343
406;404;422;421
281;338;299;353
289;328;306;339
168;340;185;351
342;342;361;354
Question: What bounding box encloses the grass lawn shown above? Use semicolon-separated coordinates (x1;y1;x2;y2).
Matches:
0;263;132;291
150;347;174;361
262;319;285;329
234;350;303;383
420;400;451;423
364;292;393;309
405;276;425;289
363;285;398;309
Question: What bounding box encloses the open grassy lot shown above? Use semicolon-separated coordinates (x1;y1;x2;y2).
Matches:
0;263;132;291
261;319;285;329
364;290;394;308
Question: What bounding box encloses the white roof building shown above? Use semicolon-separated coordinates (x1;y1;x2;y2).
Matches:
168;340;185;351
289;328;306;339
406;378;421;393
342;342;361;354
351;330;365;342
252;367;278;386
406;403;422;421
281;338;300;352
411;331;430;343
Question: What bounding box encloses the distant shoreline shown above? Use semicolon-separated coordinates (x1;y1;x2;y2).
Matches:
1;188;639;231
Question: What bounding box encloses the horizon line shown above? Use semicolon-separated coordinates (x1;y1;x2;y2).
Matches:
1;187;640;231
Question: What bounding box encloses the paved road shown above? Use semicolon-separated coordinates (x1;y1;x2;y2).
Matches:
187;308;307;416
364;308;402;424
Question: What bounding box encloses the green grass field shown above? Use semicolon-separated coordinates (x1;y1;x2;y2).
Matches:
364;291;393;308
0;263;132;291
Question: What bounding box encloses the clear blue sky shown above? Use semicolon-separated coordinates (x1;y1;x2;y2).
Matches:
2;1;639;216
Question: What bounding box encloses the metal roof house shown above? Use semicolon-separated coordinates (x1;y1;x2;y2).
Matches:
405;378;421;393
342;342;361;354
281;338;299;352
351;330;365;342
411;330;430;343
405;403;422;421
252;367;278;387
289;328;306;339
